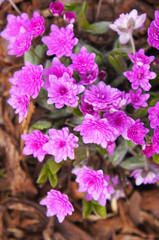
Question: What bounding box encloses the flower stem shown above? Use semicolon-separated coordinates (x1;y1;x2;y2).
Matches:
8;0;21;15
130;34;136;54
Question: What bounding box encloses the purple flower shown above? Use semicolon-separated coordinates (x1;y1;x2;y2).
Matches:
43;57;73;90
124;64;156;91
43;127;79;163
148;101;159;128
148;11;159;50
63;11;76;24
74;114;118;148
128;48;154;66
109;9;146;44
98;70;107;81
130;168;158;186
42;24;78;58
78;63;98;85
49;1;64;16
154;10;159;28
47;72;84;108
10;61;43;99
21;130;49;162
40;190;74;222
70;46;96;73
129;88;150;109
152;127;159;153
103;111;135;139
7;86;30;123
127;119;149;145
73;166;114;206
79;95;99;118
29;11;45;38
107;141;116;154
142;143;156;158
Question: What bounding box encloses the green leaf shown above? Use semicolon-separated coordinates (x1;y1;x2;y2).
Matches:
153;154;159;164
109;141;128;166
47;160;63;175
120;155;145;170
77;1;95;30
84;21;111;35
64;2;82;16
95;145;107;155
24;45;47;65
107;50;127;73
48;172;58;187
83;198;93;218
37;165;48;184
29;121;52;132
93;204;106;218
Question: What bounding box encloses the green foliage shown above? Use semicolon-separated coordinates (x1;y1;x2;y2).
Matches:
153;154;159;164
93;203;106;218
120;155;145;170
83;198;93;218
24;45;47;65
84;21;111;35
29;121;52;132
109;141;128;166
107;50;127;73
83;198;106;218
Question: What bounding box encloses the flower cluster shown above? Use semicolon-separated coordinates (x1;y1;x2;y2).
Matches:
148;10;159;49
1;12;45;56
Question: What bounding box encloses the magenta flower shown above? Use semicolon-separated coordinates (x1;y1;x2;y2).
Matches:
148;101;159;129
43;127;79;163
103;111;135;139
21;130;49;162
127;119;149;145
128;48;154;66
47;73;84;108
129;88;150;109
10;61;43;99
49;1;64;16
43;57;73;90
79;95;99;118
28;11;45;38
124;64;156;91
7;86;30;123
73;166;114;206
42;24;78;57
70;46;96;73
130;168;158;186
40;190;74;223
98;70;107;81
142;143;156;158
152;127;159;153
74;114;118;148
148;11;159;50
109;9;146;44
63;11;76;24
78;63;98;85
107;141;116;155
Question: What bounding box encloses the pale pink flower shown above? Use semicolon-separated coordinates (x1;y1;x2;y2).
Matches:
142;143;156;158
63;11;76;24
127;119;149;145
103;111;135;139
148;101;159;129
128;48;154;66
124;64;156;91
74;114;118;148
7;86;30;123
70;46;96;73
73;166;114;206
43;57;73;90
42;24;78;57
109;9;146;44
43;127;78;163
47;73;84;108
129;88;150;109
49;1;64;16
152;127;159;153
21;130;49;162
130;168;158;186
40;190;74;223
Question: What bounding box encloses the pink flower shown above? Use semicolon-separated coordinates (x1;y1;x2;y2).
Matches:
29;11;45;38
154;10;159;28
21;130;49;162
130;168;158;186
43;127;78;163
63;11;76;24
109;9;146;44
103;111;135;139
11;61;43;99
73;166;114;206
7;86;30;123
79;95;99;118
128;48;154;66
148;101;159;129
129;88;150;109
49;1;64;16
98;70;107;81
70;46;96;73
42;24;78;57
74;114;118;148
152;127;159;153
40;190;74;222
148;11;159;50
107;141;116;154
142;143;156;158
47;72;84;108
43;57;73;90
124;64;156;91
78;63;98;85
127;119;149;145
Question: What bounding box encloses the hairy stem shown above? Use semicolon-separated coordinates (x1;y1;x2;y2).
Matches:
130;34;136;54
8;0;21;15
